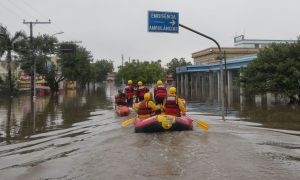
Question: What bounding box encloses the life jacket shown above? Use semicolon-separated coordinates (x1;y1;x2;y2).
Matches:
164;96;180;116
137;101;152;115
115;94;126;104
125;85;134;98
154;85;167;98
138;86;148;98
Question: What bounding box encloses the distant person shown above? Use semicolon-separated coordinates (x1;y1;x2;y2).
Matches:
163;87;186;117
154;80;167;105
115;89;127;107
124;80;134;107
136;81;149;102
134;93;161;118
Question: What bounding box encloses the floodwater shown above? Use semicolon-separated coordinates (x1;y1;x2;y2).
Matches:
0;84;299;180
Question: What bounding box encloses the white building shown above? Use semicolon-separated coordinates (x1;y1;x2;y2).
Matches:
234;35;296;48
0;62;6;80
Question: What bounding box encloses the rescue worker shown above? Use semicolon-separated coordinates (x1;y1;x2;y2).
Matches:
134;93;161;118
154;80;167;105
124;80;134;107
163;87;186;116
136;81;149;102
115;89;127;107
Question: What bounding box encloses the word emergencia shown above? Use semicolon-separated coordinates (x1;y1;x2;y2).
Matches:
148;11;179;33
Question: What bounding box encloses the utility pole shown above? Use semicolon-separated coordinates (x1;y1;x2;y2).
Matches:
121;54;124;88
23;19;51;99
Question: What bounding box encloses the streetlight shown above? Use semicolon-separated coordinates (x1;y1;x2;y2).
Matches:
179;24;225;121
51;31;64;37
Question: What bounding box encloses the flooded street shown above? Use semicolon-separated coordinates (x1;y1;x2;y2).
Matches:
0;85;300;180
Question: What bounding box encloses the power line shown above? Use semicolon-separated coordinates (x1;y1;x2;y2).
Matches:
19;0;78;41
20;0;64;33
7;0;36;20
8;0;57;34
0;0;24;20
20;0;49;20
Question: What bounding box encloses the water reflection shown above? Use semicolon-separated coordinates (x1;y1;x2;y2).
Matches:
187;102;300;131
1;83;299;145
0;85;113;144
237;104;300;131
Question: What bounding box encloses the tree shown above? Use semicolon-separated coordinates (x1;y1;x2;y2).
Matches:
44;61;64;93
20;34;58;76
19;34;59;94
90;59;114;83
240;41;300;104
115;60;166;84
166;58;192;81
0;25;27;94
60;46;93;88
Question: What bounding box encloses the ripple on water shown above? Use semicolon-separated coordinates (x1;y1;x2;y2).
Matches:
258;141;300;150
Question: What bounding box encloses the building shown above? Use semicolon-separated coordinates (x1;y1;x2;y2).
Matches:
0;61;21;82
0;62;6;80
106;72;116;82
192;35;297;65
176;35;297;104
234;35;296;48
192;47;259;65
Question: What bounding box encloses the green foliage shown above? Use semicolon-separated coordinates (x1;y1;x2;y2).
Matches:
166;58;192;80
90;59;114;82
16;34;61;93
44;61;63;93
115;60;166;84
19;34;58;76
60;46;93;87
240;41;300;103
0;25;27;94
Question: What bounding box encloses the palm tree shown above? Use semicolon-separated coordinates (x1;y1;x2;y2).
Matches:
0;25;27;94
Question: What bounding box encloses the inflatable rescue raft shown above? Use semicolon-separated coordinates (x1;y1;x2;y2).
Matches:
134;114;193;133
116;105;131;116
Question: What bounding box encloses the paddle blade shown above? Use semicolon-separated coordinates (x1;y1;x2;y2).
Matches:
194;120;209;131
121;118;134;127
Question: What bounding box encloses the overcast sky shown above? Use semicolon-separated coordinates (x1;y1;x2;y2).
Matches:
0;0;299;69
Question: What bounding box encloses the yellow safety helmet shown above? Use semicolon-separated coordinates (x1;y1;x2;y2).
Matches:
157;80;163;85
144;93;151;101
169;87;176;94
138;81;142;86
128;80;133;85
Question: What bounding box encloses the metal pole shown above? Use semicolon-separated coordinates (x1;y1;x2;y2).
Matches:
30;23;37;99
121;54;124;89
23;19;51;99
179;24;225;120
224;51;228;116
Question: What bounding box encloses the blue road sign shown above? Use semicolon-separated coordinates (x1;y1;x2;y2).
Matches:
148;11;179;33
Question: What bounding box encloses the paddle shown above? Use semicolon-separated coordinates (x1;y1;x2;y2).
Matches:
184;114;209;131
193;120;209;131
185;115;209;131
121;117;135;127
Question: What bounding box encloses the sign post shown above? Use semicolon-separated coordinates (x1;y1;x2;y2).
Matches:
148;10;225;121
